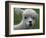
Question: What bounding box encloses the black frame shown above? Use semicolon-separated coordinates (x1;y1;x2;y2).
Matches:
5;1;45;37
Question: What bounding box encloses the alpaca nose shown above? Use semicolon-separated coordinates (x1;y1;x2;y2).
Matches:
29;21;32;26
29;21;32;23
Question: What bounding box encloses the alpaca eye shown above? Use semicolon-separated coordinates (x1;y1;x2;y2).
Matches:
25;17;27;19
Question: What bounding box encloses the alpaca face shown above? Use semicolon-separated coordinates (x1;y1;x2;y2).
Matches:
23;9;38;28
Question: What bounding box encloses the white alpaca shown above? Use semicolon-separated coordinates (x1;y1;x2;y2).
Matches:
14;9;38;30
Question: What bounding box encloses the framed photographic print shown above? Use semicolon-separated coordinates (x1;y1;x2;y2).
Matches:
5;1;45;37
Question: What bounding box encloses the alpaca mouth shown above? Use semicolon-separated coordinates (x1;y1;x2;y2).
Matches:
29;23;32;26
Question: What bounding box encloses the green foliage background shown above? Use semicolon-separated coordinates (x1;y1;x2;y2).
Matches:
33;9;39;29
14;8;22;25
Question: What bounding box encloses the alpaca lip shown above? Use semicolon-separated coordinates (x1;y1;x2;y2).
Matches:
29;21;32;26
29;23;32;26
